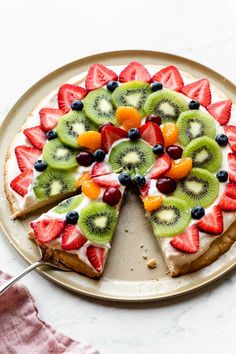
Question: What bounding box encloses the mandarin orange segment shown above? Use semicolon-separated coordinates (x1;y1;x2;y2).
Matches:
81;180;101;199
166;157;192;180
142;195;163;212
77;131;101;151
77;173;91;188
161;123;178;147
115;106;142;131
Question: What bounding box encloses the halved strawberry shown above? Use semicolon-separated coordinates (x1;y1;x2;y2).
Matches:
85;64;118;91
182;78;211;106
228;152;236;182
150;153;171;179
58;84;88;113
90;162;112;178
207;100;232;126
15;145;41;172
225;182;236;199
92;173;121;188
139;122;164;146
10;170;33;196
23;126;46;149
140;179;151;197
101;125;127;153
61;225;86;251
152;66;184;92
39;107;64;131
197;206;223;235
30;219;65;244
119;61;151;83
170;225;199;254
86;245;106;272
224;125;236;152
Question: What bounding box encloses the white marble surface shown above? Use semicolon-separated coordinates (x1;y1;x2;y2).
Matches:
1;0;236;353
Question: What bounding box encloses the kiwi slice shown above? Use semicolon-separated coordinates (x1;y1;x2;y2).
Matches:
174;168;219;207
33;168;76;201
108;140;154;175
182;136;222;172
43;138;78;170
83;88;117;125
53;195;83;214
78;201;118;244
150;197;190;237
57;111;96;148
176;110;216;146
112;81;151;116
144;89;188;122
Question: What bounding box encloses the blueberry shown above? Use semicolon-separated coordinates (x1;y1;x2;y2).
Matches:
93;149;106;162
151;82;163;92
191;206;205;219
128;128;140;140
118;172;132;186
215;134;228;147
189;100;200;110
135;175;146;187
34;160;47;172
46;130;57;140
66;211;79;224
71;100;83;111
216;170;228;182
107;81;119;92
153;144;164;155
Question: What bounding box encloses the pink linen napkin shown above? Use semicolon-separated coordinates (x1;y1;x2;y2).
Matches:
0;271;100;354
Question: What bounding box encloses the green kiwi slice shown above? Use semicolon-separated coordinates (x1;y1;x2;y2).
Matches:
176;110;216;146
182;136;222;172
78;202;118;244
43;138;78;170
83;88;117;125
33;168;76;201
144;89;188;122
112;81;151;116
108;140;155;175
56;111;96;148
173;168;219;207
149;197;190;237
53;195;83;214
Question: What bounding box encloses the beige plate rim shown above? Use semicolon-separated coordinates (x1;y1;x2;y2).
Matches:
1;50;236;302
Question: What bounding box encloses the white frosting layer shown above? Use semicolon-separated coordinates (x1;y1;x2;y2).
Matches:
6;63;236;272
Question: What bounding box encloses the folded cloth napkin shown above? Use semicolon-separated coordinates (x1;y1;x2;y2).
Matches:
0;271;100;354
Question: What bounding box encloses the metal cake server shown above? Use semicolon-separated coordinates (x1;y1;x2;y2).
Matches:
0;246;70;295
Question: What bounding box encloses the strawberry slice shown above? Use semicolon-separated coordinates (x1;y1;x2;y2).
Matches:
101;125;127;153
207;100;232;126
86;245;106;272
218;194;236;211
23;126;46;150
139;122;164;146
39;107;64;131
119;61;151;83
225;182;236;199
15;145;41;172
152;66;184;92
58;84;88;113
10;170;33;197
182;78;211;106
140;179;151;197
150;153;172;179
90;162;112;178
92;173;121;188
228;152;236;182
197;206;223;235
85;64;118;91
170;225;199;254
30;219;65;244
61;225;86;251
224;125;236;152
